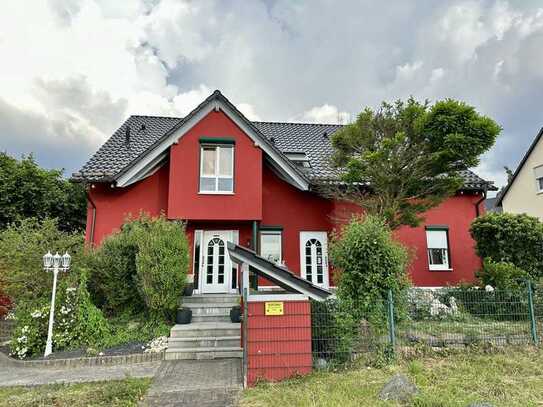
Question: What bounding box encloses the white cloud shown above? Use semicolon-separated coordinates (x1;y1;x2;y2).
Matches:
0;0;543;188
297;104;351;124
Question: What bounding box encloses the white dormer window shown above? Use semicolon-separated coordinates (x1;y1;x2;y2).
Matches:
199;144;234;193
534;165;543;193
285;152;311;168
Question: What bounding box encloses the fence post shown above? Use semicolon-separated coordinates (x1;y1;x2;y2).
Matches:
527;280;538;345
387;289;396;353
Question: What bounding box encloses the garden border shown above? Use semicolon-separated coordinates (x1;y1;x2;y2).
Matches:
0;349;164;368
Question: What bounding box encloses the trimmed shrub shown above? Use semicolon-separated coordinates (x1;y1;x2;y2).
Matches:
86;231;140;315
476;258;529;291
330;215;410;328
0;218;84;305
87;215;190;321
133;217;190;321
470;213;543;279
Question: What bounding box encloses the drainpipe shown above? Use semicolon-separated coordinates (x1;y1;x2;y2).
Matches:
87;189;97;247
251;221;259;252
474;186;487;217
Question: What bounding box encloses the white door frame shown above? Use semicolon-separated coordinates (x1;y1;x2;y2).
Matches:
300;231;329;288
198;230;238;294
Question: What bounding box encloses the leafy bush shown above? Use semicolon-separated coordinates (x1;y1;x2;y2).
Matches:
10;272;112;359
132;217;189;320
476;258;529;291
0;218;84;305
88;215;189;321
86;232;140;315
330;215;410;328
470;213;543;279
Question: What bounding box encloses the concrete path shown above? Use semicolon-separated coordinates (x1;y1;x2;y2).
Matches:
142;359;242;407
0;361;161;387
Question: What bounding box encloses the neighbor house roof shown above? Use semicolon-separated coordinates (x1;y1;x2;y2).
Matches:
73;90;494;191
496;127;543;206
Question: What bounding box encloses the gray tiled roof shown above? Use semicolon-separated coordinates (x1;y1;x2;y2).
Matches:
73;116;493;190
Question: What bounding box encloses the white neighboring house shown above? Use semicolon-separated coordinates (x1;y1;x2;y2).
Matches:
497;127;543;220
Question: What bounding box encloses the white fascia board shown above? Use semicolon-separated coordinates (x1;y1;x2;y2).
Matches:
116;99;309;191
119;151;168;187
229;250;326;301
219;103;309;191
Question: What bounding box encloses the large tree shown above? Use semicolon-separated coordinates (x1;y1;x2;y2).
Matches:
330;98;500;228
0;152;86;231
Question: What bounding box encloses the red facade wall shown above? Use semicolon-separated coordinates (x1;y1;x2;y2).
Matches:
168;110;263;221
261;165;333;276
246;300;312;386
396;193;484;286
86;164;169;246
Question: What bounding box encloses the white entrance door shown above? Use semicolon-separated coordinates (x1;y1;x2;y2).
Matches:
300;231;329;288
201;231;234;294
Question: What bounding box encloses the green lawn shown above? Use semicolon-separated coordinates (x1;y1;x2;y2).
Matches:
0;378;151;407
241;348;543;406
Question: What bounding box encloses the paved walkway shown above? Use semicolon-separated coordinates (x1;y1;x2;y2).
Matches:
142;359;242;407
0;360;161;387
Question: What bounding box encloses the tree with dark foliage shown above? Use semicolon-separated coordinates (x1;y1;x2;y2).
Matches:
331;98;500;229
0;152;86;231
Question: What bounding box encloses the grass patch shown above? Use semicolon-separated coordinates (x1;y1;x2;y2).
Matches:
106;313;171;347
0;378;151;407
240;348;543;406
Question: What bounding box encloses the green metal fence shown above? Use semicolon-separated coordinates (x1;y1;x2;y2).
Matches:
391;284;542;352
309;283;542;367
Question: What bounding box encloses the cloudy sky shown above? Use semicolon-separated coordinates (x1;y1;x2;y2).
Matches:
1;0;542;191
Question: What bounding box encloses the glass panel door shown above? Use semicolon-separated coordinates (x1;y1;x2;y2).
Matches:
300;231;329;288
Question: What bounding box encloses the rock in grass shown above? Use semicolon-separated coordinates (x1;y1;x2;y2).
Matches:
379;373;418;401
466;403;495;407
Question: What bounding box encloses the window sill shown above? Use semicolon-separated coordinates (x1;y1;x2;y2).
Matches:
429;268;453;272
198;191;235;195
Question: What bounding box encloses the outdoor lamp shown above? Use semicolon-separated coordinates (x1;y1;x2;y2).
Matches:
62;252;71;269
43;251;53;269
52;252;61;268
43;250;71;358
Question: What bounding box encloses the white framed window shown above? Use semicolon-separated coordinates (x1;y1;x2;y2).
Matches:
426;228;450;270
260;230;282;264
534;165;543;193
199;145;234;193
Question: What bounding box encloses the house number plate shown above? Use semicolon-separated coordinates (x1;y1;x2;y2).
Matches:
265;301;284;316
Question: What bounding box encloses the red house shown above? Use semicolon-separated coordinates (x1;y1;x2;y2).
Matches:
73;90;493;291
73;90;494;378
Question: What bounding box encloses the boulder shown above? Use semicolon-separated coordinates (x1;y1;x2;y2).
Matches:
379;373;418;402
466;403;495;407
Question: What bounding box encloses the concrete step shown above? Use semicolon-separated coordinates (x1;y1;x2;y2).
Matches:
184;302;239;310
165;347;243;360
184;304;234;317
170;322;241;339
182;294;240;305
192;314;231;323
168;336;241;349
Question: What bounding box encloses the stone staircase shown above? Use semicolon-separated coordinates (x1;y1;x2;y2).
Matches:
166;294;242;360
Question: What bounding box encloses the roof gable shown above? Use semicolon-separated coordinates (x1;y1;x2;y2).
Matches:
496;127;543;206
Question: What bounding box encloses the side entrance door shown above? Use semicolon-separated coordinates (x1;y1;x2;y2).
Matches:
201;230;234;294
300;231;329;288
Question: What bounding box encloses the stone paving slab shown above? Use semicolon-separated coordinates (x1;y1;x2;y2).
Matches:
0;361;161;387
142;359;242;407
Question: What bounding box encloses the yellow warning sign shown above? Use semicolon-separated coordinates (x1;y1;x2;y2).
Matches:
265;301;284;316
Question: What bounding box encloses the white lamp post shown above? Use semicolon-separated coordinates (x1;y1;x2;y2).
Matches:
43;251;71;358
